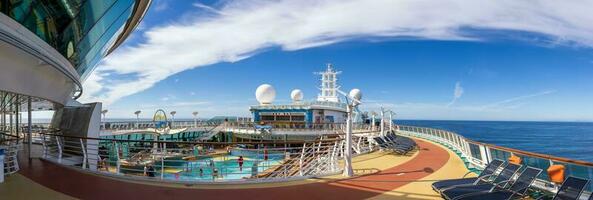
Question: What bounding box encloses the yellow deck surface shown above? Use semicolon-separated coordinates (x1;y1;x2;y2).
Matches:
0;173;76;200
369;138;473;199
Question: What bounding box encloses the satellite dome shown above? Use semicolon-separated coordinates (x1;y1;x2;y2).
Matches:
255;84;276;105
349;88;362;105
291;89;303;102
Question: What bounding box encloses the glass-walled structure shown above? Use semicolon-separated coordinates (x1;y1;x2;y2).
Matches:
0;0;145;80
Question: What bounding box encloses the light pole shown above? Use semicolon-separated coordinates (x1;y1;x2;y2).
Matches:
192;111;199;128
134;110;141;129
101;110;108;121
101;109;108;129
338;88;362;177
170;111;177;128
380;107;385;136
370;111;377;131
388;111;393;132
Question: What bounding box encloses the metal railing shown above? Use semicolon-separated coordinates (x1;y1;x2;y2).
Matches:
225;122;375;134
37;132;348;183
101;121;222;131
0;132;21;175
396;125;593;193
250;101;348;110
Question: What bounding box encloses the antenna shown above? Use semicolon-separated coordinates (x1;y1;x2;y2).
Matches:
316;63;342;102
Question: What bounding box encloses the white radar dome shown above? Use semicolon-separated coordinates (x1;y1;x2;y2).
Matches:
255;84;276;105
349;88;362;104
291;89;303;102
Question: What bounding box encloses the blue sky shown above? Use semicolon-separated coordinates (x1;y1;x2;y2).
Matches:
78;0;593;121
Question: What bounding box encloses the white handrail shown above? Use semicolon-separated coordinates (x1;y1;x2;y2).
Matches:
36;132;348;184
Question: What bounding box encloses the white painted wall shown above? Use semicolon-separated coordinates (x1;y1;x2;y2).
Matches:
0;14;79;106
0;41;76;105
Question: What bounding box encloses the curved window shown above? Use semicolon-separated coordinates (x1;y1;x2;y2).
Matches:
0;0;136;80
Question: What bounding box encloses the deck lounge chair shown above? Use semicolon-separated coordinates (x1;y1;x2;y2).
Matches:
373;137;394;149
391;137;415;153
432;159;505;192
454;167;543;200
542;176;590;200
373;137;410;154
441;163;522;200
385;134;415;150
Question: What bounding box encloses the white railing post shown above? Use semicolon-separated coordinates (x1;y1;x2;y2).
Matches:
477;144;488;167
115;142;121;174
55;136;62;163
484;145;492;163
80;138;87;169
331;141;338;170
42;134;47;158
284;152;288;177
338;140;344;158
355;137;362;154
368;136;374;151
161;142;166;180
299;143;306;176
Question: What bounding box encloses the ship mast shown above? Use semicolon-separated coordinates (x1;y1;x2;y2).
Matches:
316;63;341;102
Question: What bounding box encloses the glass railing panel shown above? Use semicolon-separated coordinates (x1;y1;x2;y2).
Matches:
520;156;552;180
557;162;593;191
468;143;482;161
488;147;512;161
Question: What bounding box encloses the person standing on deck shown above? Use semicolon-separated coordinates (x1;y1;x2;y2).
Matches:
147;165;155;177
238;156;244;171
264;148;269;167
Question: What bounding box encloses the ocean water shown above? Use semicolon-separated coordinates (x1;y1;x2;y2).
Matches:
396;120;593;163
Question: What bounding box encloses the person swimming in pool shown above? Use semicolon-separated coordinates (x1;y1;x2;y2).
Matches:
238;156;244;171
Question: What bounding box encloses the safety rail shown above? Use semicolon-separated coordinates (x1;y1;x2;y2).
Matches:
0;132;21;175
101;121;222;131
37;132;346;184
225;122;374;134
396;125;593;193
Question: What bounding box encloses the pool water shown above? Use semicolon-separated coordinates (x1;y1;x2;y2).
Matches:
161;153;284;181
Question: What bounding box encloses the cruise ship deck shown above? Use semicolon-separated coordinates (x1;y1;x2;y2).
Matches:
1;137;469;200
2;1;593;200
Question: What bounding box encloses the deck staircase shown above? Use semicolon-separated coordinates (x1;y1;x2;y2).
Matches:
196;123;226;141
257;141;338;179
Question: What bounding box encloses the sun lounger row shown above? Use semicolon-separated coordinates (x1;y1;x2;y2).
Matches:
372;133;416;154
432;159;592;200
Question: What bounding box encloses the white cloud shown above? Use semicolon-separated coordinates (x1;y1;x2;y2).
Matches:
153;0;169;12
160;94;176;101
481;90;557;110
192;2;225;15
364;89;558;120
171;101;210;107
447;82;464;107
80;0;593;105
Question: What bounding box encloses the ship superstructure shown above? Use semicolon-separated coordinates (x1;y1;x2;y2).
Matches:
249;64;348;125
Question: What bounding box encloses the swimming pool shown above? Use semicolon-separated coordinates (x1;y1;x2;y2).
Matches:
160;150;285;181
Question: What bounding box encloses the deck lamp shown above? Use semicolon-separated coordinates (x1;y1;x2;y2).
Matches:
192;111;199;128
338;88;363;177
388;110;395;132
380;107;385;136
134;110;141;129
170;111;177;128
101;109;108;123
370;111;377;131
